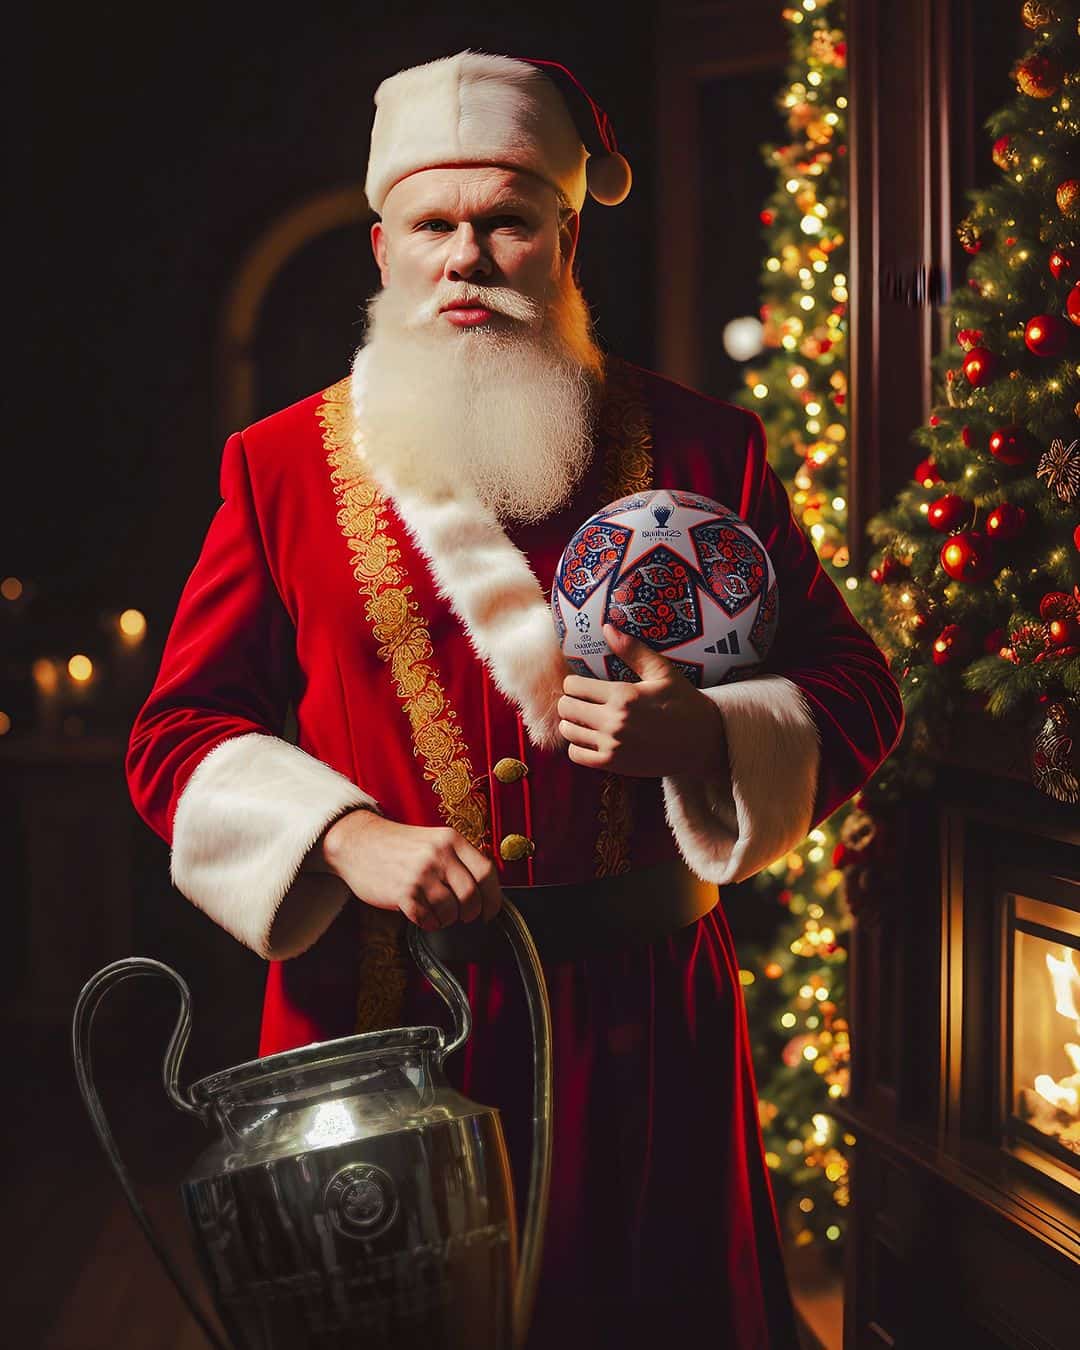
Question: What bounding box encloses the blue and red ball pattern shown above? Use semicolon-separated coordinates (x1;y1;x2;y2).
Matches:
551;489;779;689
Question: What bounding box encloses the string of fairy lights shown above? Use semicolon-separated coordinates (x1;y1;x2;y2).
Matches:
731;0;857;1258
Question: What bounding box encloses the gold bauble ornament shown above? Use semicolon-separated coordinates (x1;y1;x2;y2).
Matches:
1015;53;1062;98
1057;179;1079;216
1021;2;1060;29
956;216;982;252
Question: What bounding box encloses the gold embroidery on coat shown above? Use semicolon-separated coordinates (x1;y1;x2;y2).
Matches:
318;378;490;1032
592;358;655;878
599;356;655;501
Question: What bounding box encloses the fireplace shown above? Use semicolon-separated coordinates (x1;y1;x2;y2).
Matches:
842;758;1079;1349
1005;893;1080;1192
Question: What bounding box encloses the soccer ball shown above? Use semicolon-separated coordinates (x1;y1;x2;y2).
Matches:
551;488;779;688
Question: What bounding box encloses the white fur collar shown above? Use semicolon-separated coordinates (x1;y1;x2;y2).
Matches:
349;345;570;750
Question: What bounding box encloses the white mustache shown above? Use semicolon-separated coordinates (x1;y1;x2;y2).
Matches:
411;284;545;327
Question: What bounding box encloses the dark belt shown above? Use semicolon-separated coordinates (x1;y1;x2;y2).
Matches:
422;858;718;965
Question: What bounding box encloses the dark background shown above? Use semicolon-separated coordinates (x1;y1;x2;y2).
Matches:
3;3;1037;1343
3;0;806;1062
3;0;1027;1073
9;3;662;630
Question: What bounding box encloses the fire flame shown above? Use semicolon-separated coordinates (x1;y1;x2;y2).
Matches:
1033;947;1080;1123
1045;946;1080;1030
1034;1073;1078;1114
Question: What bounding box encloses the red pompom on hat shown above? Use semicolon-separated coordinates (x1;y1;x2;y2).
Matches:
365;50;632;213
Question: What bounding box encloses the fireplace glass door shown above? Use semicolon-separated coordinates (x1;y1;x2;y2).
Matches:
1007;894;1080;1191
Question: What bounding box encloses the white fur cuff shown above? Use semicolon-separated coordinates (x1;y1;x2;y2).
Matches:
170;733;379;959
662;675;821;885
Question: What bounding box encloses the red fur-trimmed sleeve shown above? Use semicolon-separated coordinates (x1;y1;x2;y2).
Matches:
125;431;378;958
662;409;904;884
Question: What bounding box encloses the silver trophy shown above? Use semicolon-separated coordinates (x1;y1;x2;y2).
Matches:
72;900;552;1349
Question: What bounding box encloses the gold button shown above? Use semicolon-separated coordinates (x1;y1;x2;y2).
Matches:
499;833;536;862
493;757;529;784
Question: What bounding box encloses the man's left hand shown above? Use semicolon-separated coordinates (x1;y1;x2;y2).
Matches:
558;623;727;778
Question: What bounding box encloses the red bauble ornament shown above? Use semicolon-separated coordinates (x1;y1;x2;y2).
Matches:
1039;591;1075;622
1024;313;1069;357
960;425;975;448
760;209;775;226
1074;522;1080;552
985;501;1027;541
928;494;974;532
991;136;1019;171
1038;593;1080;649
914;456;943;487
932;624;969;666
1049;246;1074;281
956;328;984;351
1067;282;1079;328
1048;617;1080;647
940;531;994;582
962;346;999;386
989;425;1033;466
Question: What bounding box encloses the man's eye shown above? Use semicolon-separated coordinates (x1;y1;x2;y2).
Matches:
488;216;526;230
418;220;453;232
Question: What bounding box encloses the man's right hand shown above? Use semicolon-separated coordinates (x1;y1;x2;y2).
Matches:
314;810;503;932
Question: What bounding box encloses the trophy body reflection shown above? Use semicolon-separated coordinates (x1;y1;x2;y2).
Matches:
73;901;552;1349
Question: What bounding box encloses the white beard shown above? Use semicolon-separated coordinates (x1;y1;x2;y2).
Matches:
354;267;605;524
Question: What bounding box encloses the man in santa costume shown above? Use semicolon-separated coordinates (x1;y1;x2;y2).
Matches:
127;50;904;1348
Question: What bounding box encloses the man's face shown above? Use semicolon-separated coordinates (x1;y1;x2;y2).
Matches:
370;166;579;330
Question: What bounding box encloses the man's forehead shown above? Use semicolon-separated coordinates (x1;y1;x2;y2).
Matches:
383;165;555;216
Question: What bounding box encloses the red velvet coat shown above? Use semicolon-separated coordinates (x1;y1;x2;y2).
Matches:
127;354;903;1347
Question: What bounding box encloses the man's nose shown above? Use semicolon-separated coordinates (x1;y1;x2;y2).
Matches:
444;224;492;282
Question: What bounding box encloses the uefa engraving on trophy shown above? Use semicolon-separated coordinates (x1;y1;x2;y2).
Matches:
325;1163;400;1240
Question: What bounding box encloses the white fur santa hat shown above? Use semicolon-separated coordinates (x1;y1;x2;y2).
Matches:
365;50;633;214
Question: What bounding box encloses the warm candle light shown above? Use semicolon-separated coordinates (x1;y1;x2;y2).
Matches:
1;577;23;601
32;658;59;694
0;711;10;735
32;658;61;736
68;655;94;683
119;608;147;641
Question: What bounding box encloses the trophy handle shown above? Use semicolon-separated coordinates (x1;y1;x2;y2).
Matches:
409;900;553;1350
72;958;232;1350
407;919;474;1060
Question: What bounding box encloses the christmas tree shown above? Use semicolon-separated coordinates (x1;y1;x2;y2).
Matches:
731;0;1079;1262
729;0;858;1260
850;0;1079;803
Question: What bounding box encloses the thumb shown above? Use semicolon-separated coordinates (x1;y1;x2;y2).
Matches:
603;623;674;682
